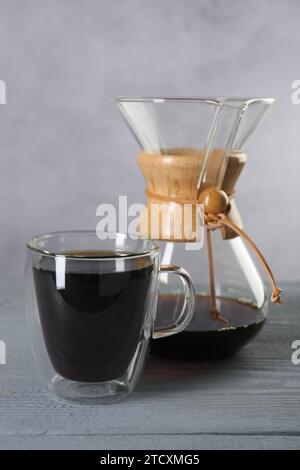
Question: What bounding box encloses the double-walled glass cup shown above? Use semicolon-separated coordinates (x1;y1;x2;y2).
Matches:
25;231;195;404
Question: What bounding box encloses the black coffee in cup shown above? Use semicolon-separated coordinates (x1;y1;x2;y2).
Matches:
33;251;153;382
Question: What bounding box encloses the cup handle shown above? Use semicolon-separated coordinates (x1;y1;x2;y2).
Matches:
152;264;195;339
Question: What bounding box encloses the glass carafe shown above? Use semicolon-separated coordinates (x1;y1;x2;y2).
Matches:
115;96;276;360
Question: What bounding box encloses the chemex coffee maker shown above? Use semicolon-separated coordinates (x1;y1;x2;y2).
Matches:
115;97;282;360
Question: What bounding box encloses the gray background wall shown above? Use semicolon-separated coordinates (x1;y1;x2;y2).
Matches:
0;0;299;280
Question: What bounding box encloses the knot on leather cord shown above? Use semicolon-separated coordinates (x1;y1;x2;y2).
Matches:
203;210;282;306
271;287;283;304
145;186;283;324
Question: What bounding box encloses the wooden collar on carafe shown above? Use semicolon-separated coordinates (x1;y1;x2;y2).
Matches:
146;186;283;326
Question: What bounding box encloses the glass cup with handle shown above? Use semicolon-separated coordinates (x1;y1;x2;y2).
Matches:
25;230;195;404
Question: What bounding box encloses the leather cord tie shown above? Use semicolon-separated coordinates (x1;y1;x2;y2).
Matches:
146;187;283;326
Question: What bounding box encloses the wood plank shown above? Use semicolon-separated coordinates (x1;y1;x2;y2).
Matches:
0;280;299;449
1;434;300;450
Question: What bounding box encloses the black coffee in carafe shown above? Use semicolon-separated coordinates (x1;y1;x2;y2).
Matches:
151;294;265;360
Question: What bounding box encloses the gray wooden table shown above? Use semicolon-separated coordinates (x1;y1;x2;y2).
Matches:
0;280;299;450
